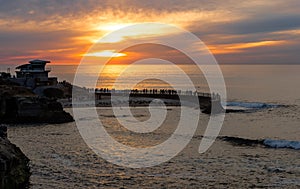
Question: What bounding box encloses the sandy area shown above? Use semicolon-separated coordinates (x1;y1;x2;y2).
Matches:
6;105;300;188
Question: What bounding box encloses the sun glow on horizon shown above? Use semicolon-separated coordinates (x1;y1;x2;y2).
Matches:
93;22;182;44
97;23;133;32
84;50;127;57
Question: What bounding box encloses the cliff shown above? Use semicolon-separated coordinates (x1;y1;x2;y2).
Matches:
0;125;30;188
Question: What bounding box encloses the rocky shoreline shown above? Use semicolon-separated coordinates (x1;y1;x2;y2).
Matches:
0;82;74;124
0;96;74;124
0;125;30;188
0;79;73;188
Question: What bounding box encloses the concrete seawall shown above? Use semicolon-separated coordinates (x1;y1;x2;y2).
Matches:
94;92;224;114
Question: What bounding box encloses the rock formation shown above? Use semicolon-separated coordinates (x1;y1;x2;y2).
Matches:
0;125;30;188
0;80;74;124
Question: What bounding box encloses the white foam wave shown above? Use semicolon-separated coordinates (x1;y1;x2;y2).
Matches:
263;139;300;150
226;102;279;109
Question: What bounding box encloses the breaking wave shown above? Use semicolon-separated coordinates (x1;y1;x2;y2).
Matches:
263;139;300;150
224;101;284;113
220;136;300;150
226;102;280;109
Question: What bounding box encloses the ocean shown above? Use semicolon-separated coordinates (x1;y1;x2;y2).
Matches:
2;64;300;188
48;64;300;104
2;64;300;103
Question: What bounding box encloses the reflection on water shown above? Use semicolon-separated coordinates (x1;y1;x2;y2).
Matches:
1;64;299;102
47;64;300;103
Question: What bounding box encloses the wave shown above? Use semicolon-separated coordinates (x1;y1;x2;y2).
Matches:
225;102;280;109
263;139;300;150
220;136;299;150
224;101;283;113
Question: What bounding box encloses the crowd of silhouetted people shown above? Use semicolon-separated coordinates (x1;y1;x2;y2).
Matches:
95;88;110;93
129;88;178;95
94;88;221;100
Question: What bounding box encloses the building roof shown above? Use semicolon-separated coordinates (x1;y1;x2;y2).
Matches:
29;59;51;64
16;59;51;69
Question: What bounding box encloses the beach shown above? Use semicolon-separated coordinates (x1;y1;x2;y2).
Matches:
7;104;300;188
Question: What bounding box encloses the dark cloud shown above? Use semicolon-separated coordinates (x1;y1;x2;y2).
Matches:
0;29;85;64
215;40;300;64
0;0;299;64
190;12;300;36
221;14;300;35
0;29;82;51
0;0;230;20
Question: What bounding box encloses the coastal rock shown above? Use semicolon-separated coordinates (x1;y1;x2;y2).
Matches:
0;96;74;124
0;82;74;124
12;97;74;124
0;125;30;188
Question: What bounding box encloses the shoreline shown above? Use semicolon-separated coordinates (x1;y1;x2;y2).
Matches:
7;103;300;188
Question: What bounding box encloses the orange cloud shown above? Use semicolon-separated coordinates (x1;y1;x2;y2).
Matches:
1;1;299;65
209;40;287;54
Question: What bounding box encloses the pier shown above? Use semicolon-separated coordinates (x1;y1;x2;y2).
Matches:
92;88;224;114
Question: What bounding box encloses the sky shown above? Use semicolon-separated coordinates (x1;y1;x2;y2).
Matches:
0;0;299;65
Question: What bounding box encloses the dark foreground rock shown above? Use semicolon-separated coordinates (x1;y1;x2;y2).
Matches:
0;125;30;188
0;85;74;124
0;96;74;124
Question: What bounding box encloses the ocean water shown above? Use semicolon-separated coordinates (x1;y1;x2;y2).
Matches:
2;64;300;188
2;64;300;103
49;64;300;104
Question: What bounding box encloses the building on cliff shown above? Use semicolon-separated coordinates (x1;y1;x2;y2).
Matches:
12;59;58;89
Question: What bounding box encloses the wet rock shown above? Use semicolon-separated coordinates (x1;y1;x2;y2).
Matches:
0;125;30;188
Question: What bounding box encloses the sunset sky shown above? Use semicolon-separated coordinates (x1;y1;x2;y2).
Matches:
0;0;299;65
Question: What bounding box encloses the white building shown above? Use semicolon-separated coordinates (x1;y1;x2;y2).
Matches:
12;59;58;88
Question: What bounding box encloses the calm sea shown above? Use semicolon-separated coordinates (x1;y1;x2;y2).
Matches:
2;64;300;104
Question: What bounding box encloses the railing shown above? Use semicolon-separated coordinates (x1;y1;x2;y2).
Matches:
92;88;221;100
